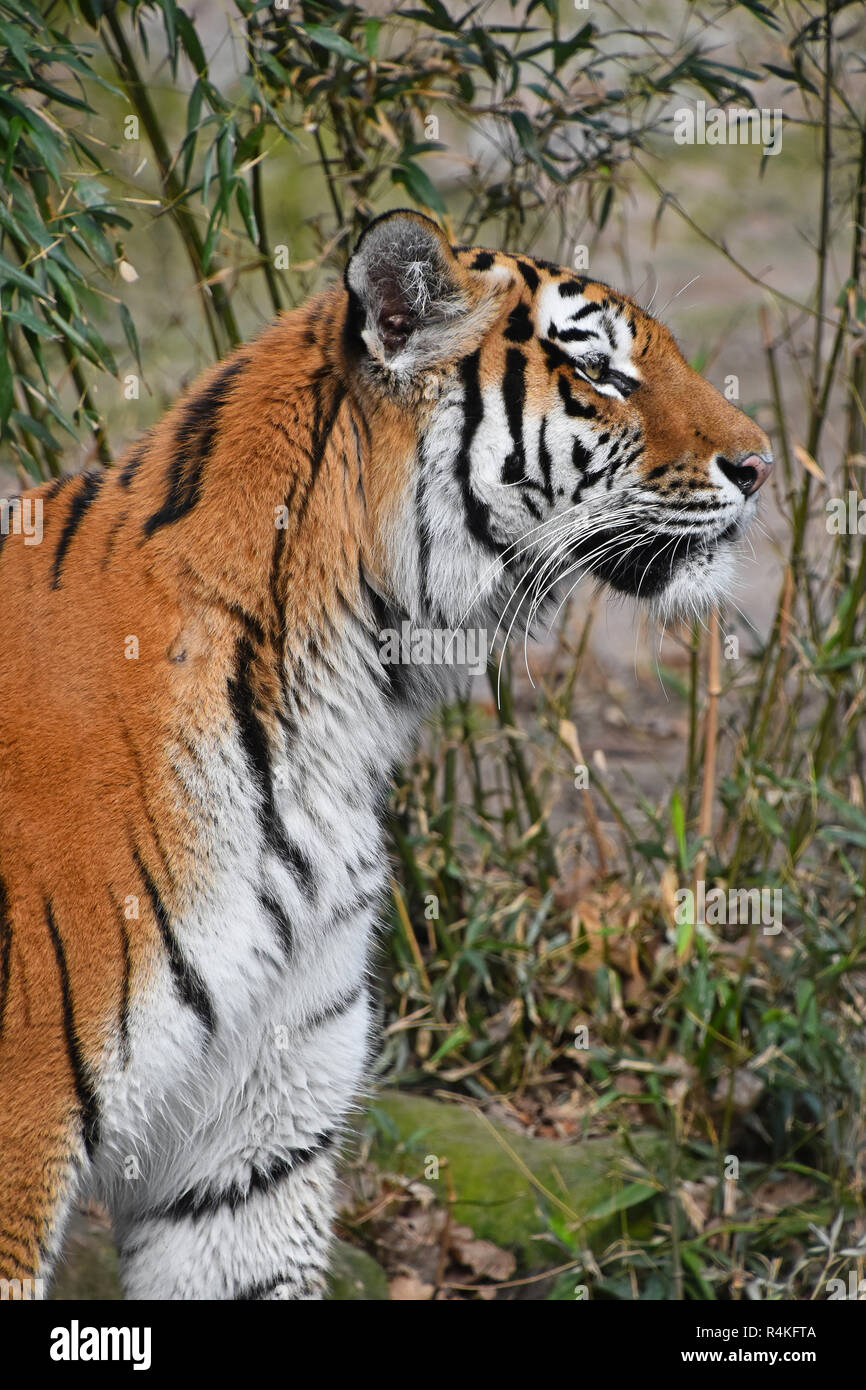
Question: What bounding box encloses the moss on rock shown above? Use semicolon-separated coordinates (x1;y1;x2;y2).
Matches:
364;1090;669;1268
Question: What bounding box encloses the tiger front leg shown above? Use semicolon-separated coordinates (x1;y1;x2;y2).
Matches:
106;985;371;1301
113;1138;338;1300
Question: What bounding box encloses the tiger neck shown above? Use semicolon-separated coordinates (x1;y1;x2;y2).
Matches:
154;301;436;790
134;294;488;850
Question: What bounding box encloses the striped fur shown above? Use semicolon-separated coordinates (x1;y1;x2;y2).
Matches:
0;211;770;1299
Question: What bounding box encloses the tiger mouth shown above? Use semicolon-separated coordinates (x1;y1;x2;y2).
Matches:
570;517;743;598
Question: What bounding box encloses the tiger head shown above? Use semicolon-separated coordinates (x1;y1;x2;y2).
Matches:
343;210;772;634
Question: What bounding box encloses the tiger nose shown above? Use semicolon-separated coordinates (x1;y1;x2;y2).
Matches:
718;451;773;497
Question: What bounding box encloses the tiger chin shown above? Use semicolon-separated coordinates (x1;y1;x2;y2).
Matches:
0;209;770;1300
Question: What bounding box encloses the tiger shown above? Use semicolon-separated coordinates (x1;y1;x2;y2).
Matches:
0;209;771;1300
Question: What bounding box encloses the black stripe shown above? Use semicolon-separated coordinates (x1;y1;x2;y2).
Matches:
265;377;346;729
501;348;527;486
235;1269;325;1301
572;436;592;476
537;417;555;505
51;471;103;589
557;374;597;419
643;462;669;483
0;873;11;1042
133;848;216;1037
206;591;266;649
293;381;346;531
504;301;533;343
117;716;178;889
558;278;588;298
514;260;539;293
227;639;317;897
541;337;572;373
361;575;414;704
119;915;131;1067
44;473;73;499
567;302;598;322
301;982;364;1036
415;457;433;614
111;891;132;1069
102;512;127;568
348;411;365;494
143;358;244;537
44;901;101;1159
258;889;293;961
553;326;594;344
160;1134;334;1222
342;285;366;358
352;396;372;454
607;443;643;486
269;379;345;631
235;606;267;647
454;351;499;553
118;441;148;488
470;250;495;271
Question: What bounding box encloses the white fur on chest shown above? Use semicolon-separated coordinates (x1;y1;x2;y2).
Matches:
95;642;418;1206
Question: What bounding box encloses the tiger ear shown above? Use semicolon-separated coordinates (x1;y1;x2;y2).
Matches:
344;210;507;378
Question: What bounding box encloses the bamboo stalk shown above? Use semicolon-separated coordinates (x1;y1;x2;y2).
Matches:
561;718;609;876
489;663;559;889
698;608;721;846
690;610;722;956
390;878;431;992
102;8;240;358
686;620;701;822
250;153;285;314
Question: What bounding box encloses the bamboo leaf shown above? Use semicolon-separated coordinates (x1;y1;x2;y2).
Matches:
391;158;445;216
302;23;366;65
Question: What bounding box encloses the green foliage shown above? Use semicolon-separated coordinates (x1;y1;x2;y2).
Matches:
0;0;778;475
0;0;133;476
